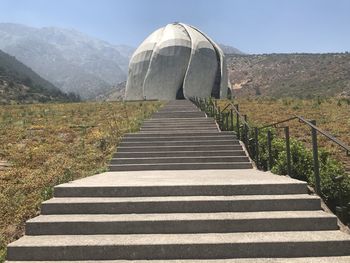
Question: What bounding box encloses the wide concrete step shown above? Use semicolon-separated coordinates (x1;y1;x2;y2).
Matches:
144;119;215;124
117;145;244;152
25;211;338;235
140;127;219;131
41;195;320;214
6;257;350;263
153;110;204;113
156;110;200;113
114;151;246;158
53;170;308;197
138;131;227;135
108;162;253;171
152;114;206;118
122;135;237;142
151;115;207;119
7;231;350;260
119;140;239;147
142;120;215;124
110;156;250;165
141;125;218;129
124;131;234;137
144;117;214;122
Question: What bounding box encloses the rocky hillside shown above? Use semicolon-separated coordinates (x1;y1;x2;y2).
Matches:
96;81;126;101
0;23;134;99
228;53;350;98
0;49;73;104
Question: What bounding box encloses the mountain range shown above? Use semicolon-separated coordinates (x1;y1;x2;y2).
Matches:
0;49;74;104
0;23;134;99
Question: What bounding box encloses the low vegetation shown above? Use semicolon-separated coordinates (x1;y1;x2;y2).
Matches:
218;98;350;222
0;101;162;261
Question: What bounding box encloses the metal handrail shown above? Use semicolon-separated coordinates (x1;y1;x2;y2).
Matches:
191;96;350;224
258;116;299;129
258;115;350;154
192;97;350;155
221;102;251;128
296;115;350;154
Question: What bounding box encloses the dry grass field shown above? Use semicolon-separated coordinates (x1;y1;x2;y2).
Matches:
0;101;162;261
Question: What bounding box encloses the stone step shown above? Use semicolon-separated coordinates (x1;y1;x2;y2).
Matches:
6;257;350;263
152;115;206;119
113;150;246;158
154;110;203;113
53;170;308;197
142;122;214;125
119;140;239;147
25;211;338;235
143;119;215;123
124;131;234;137
141;124;218;129
152;114;206;118
140;127;219;131
156;111;202;113
122;135;237;142
108;162;253;171
7;231;350;260
144;119;215;124
54;181;308;197
110;156;250;164
138;131;226;135
41;195;320;214
117;145;244;152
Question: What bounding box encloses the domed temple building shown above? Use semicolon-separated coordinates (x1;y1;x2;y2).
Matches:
125;23;228;100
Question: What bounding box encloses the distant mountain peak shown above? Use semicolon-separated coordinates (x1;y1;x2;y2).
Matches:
0;48;72;104
219;43;245;55
0;22;134;99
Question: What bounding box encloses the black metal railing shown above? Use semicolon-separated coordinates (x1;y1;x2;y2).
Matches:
191;96;350;223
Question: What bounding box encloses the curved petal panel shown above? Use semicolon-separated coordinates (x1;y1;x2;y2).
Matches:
143;24;191;100
180;23;218;99
125;27;165;100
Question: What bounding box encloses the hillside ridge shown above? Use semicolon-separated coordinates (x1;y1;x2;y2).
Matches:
227;53;350;98
0;49;76;104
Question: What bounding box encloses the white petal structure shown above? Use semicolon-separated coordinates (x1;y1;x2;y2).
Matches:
125;23;228;100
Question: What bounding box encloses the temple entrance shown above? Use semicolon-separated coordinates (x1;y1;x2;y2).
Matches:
176;85;185;99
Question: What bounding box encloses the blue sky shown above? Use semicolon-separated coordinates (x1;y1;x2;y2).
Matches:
1;0;349;53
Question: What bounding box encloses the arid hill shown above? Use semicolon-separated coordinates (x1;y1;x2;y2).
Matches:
227;53;350;98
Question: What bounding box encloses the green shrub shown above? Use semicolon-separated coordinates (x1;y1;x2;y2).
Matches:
252;127;349;218
271;139;314;182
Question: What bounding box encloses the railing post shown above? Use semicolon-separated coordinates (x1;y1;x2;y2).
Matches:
311;120;321;196
230;109;234;131
243;114;248;146
254;127;259;168
225;112;229;131
267;130;273;170
235;104;240;139
217;106;221;125
284;126;292;177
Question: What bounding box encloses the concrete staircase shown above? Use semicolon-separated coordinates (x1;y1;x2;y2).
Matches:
6;100;350;262
109;100;252;171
